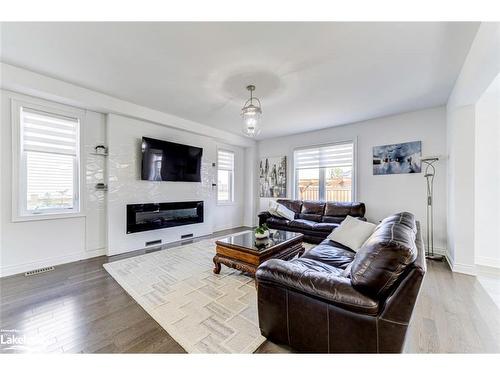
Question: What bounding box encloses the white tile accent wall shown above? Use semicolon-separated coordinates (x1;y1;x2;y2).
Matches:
106;114;245;255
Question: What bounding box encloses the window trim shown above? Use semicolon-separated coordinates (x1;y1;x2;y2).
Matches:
292;139;357;202
216;148;235;205
11;97;85;222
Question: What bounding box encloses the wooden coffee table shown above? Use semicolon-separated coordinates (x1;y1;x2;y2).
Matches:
213;230;304;276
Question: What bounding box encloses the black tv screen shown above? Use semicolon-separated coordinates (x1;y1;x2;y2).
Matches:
141;137;203;182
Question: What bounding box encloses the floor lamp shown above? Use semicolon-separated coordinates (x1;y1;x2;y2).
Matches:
422;157;444;261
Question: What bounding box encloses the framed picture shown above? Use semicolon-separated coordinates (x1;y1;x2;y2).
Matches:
373;141;422;175
259;156;286;197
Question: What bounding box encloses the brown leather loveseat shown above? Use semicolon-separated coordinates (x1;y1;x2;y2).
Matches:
255;212;426;353
258;199;366;244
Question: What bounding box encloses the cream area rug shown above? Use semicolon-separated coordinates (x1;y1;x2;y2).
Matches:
103;231;314;353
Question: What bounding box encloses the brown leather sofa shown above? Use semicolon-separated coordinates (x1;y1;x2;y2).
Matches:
258;199;366;244
255;212;426;353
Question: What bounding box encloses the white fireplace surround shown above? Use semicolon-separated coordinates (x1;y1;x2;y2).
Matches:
106;114;246;256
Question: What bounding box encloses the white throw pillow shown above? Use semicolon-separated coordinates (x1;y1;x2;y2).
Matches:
327;215;376;252
268;201;280;217
275;203;296;221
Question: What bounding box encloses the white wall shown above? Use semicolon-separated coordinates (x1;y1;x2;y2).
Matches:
243;146;259;227
446;22;500;274
106;114;246;256
474;75;500;268
84;110;108;253
446;105;476;271
0;90;106;276
257;107;448;251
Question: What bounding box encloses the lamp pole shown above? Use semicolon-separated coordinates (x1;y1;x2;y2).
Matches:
422;157;444;261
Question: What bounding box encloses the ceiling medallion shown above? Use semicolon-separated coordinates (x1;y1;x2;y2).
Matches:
241;85;262;137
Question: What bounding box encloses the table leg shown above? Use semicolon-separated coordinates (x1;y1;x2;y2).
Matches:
213;256;221;274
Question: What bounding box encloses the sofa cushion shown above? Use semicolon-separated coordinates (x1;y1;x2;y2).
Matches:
297;213;323;222
266;216;290;227
268;201;296;221
256;258;380;315
380;212;417;233
288;258;345;275
318;238;352;251
276;199;302;214
313;222;339;232
327;216;376;252
268;200;280;217
321;216;345;224
324;202;366;218
289;219;316;230
350;212;418;298
301;201;326;215
275;202;296;220
302;241;355;269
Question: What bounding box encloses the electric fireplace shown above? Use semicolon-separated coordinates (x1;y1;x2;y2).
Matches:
127;201;203;234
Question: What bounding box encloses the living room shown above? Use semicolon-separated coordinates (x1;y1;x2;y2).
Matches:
1;1;500;373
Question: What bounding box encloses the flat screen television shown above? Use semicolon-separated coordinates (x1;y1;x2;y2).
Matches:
141;137;203;182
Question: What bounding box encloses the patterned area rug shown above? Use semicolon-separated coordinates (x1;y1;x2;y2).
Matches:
103;232;313;353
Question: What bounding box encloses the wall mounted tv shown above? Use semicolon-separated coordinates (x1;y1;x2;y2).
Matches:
141;137;203;182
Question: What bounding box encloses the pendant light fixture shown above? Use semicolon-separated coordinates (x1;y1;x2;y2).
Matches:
241;85;262;137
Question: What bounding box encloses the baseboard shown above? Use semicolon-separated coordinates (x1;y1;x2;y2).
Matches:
475;256;500;269
213;224;245;232
443;250;454;271
451;262;477;276
439;249;477;276
427;246;447;256
425;246;453;269
476;264;500;277
0;247;107;278
444;253;499;276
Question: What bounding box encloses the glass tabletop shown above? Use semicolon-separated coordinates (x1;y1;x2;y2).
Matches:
216;230;302;253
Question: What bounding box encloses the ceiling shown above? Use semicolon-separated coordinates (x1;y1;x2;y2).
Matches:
1;22;479;139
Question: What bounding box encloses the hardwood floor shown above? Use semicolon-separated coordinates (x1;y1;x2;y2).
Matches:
404;260;500;353
1;228;499;353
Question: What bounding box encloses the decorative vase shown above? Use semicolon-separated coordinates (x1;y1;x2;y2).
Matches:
255;230;269;239
254;237;270;248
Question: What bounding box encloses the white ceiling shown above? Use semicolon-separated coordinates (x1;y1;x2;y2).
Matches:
1;22;479;139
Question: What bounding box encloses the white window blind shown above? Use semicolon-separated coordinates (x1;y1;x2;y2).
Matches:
20;107;80;214
294;142;355;202
294;142;353;170
217;150;234;171
217;150;234;202
22;108;79;155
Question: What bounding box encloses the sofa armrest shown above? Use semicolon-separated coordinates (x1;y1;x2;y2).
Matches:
258;211;272;226
256;259;379;315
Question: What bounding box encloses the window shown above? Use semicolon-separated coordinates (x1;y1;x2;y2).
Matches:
217;149;234;203
18;106;80;216
294;142;354;202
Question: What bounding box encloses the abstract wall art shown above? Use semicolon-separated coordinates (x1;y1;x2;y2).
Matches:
259;156;286;197
373;141;422;175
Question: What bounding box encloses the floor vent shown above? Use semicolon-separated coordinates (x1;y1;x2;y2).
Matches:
25;266;55;277
145;239;162;247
